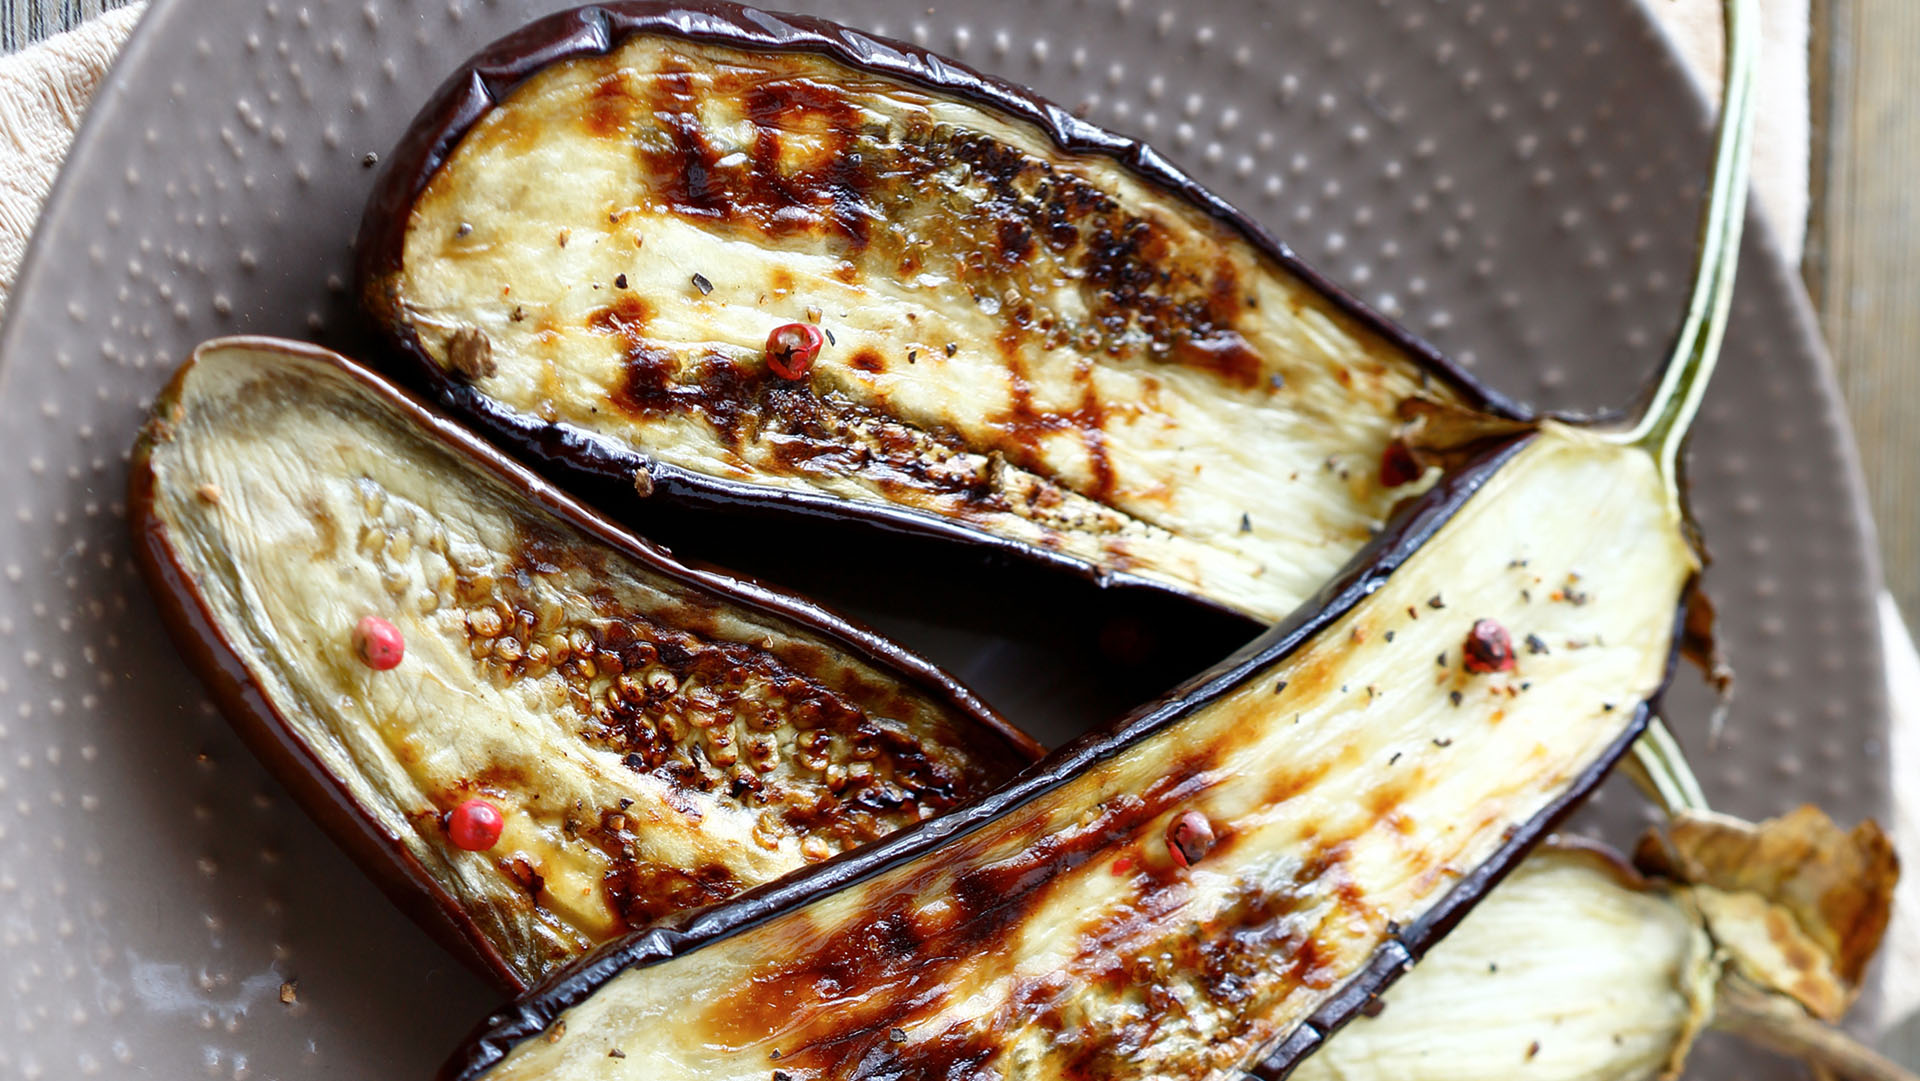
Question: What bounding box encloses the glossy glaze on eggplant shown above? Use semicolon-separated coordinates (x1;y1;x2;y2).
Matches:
129;337;1037;991
359;2;1520;626
442;417;1701;1081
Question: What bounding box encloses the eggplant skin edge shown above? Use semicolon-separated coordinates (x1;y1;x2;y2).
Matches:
127;334;1041;993
354;0;1529;617
438;428;1692;1081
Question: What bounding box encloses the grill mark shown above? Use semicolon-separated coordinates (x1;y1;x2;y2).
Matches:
583;69;632;138
637;68;875;247
572;57;1306;548
642;66;732;222
602;858;739;930
702;755;1236;1067
626;58;1275;389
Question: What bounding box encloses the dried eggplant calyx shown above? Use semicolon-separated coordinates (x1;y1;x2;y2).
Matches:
439;415;1702;1081
1297;805;1904;1081
358;1;1521;628
129;337;1038;992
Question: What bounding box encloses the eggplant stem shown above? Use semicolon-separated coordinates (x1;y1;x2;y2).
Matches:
1714;978;1920;1081
1627;716;1711;816
1619;0;1761;493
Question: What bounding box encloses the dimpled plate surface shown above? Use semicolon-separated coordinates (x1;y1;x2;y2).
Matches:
0;0;1888;1077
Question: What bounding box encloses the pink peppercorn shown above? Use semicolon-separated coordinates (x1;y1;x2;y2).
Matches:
352;615;405;670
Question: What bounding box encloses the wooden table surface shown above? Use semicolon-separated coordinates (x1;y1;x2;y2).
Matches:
1809;0;1920;624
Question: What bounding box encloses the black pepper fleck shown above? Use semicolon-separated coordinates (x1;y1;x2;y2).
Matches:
945;342;958;356
1274;680;1288;695
608;1049;626;1059
1427;593;1446;609
455;222;473;238
1433;737;1453;747
361;151;379;168
1385;630;1395;642
823;327;837;346
1269;372;1285;390
615;273;629;289
908;350;917;363
1525;633;1549;655
1388;751;1402;765
1239;513;1252;533
1449;690;1463;707
691;273;714;295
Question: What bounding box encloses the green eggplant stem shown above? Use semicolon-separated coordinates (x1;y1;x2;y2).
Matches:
1628;716;1712;817
1621;0;1761;494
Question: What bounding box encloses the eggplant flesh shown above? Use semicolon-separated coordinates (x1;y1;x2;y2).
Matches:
131;338;1034;991
364;10;1507;626
1292;845;1716;1081
446;421;1697;1081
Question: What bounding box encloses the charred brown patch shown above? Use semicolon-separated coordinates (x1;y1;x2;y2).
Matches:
633;65;877;249
704;767;1224;1068
582;69;632;138
989;353;1119;503
848;348;885;374
592;296;765;446
302;495;340;559
603;858;739;929
1262;758;1335;809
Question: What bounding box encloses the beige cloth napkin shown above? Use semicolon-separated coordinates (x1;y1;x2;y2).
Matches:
7;0;1918;1046
0;2;141;308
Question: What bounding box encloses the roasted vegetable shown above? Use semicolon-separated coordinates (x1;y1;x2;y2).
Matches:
129;337;1039;992
357;0;1524;626
441;414;1702;1080
431;0;1765;1072
1293;842;1719;1081
1296;805;1901;1081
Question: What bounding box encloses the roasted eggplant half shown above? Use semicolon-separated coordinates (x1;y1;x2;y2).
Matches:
1297;806;1900;1081
441;415;1704;1081
1294;842;1719;1081
129;337;1039;992
437;0;1763;1073
357;1;1525;626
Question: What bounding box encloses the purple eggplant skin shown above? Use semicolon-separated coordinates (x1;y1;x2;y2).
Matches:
437;424;1693;1080
354;0;1531;626
128;336;1043;993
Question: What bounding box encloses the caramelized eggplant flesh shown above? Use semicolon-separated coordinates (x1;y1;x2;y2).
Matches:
130;337;1034;991
362;4;1514;625
445;421;1698;1081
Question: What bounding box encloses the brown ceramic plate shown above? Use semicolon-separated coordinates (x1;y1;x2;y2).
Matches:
0;0;1886;1078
